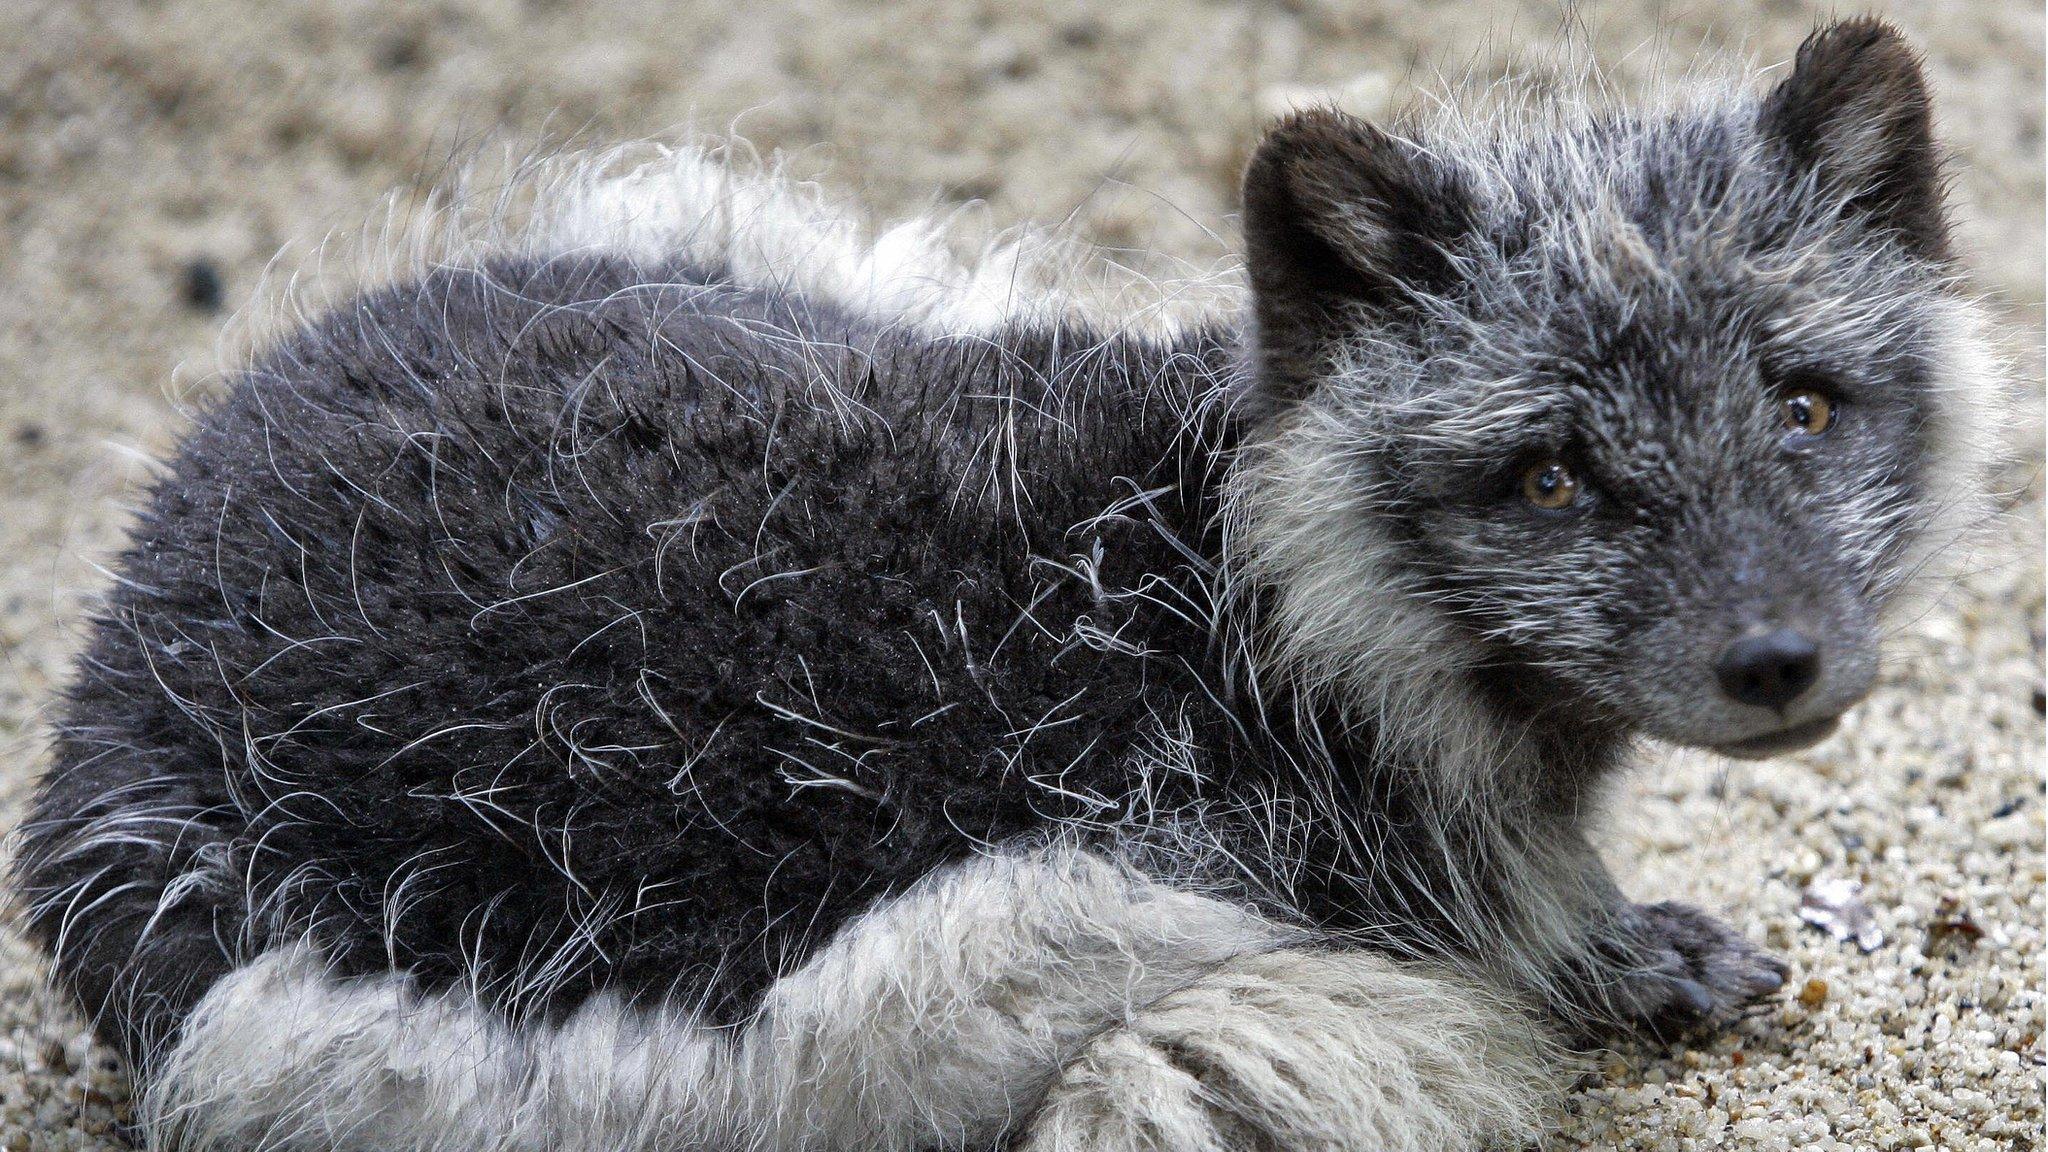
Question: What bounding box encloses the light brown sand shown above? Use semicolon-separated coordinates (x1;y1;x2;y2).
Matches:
0;1;2039;1147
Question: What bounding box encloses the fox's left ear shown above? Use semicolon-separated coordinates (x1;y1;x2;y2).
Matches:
1760;18;1949;260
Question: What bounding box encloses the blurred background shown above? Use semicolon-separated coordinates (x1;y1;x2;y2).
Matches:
0;1;2039;1147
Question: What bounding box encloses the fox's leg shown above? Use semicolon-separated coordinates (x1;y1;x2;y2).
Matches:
1019;950;1562;1152
137;847;1298;1151
1500;828;1788;1040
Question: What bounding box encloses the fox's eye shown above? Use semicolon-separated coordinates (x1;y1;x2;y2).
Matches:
1779;386;1836;437
1520;459;1581;511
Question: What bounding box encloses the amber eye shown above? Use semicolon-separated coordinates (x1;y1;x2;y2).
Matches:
1520;459;1581;511
1780;387;1836;437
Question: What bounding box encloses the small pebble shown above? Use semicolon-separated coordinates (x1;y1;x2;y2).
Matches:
178;258;225;313
1927;897;1986;947
377;31;425;72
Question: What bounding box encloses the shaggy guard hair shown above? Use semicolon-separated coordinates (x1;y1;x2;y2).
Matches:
11;17;2000;1152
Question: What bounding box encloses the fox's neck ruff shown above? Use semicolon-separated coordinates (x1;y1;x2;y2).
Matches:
1210;397;1624;811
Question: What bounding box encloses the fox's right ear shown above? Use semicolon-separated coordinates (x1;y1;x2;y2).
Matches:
1240;108;1476;414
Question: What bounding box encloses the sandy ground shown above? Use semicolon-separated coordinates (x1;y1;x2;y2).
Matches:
0;0;2040;1148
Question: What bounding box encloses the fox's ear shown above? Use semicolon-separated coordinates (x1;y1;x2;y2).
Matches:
1760;18;1948;259
1240;108;1476;413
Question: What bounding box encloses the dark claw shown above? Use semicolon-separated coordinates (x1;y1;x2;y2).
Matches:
1747;957;1789;995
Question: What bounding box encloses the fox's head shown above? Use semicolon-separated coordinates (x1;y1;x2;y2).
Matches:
1230;19;2000;769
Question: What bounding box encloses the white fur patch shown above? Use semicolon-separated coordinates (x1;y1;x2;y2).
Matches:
215;140;1236;384
407;142;1231;341
533;147;1073;333
1019;949;1562;1152
143;848;1296;1151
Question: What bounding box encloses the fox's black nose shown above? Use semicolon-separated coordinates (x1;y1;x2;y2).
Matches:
1715;629;1822;710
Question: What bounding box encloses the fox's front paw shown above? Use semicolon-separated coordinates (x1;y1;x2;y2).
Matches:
1606;901;1787;1038
1017;950;1557;1152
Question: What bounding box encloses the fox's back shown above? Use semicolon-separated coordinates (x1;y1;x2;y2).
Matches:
28;252;1244;1029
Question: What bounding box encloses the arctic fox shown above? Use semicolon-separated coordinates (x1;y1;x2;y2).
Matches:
14;18;1998;1151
